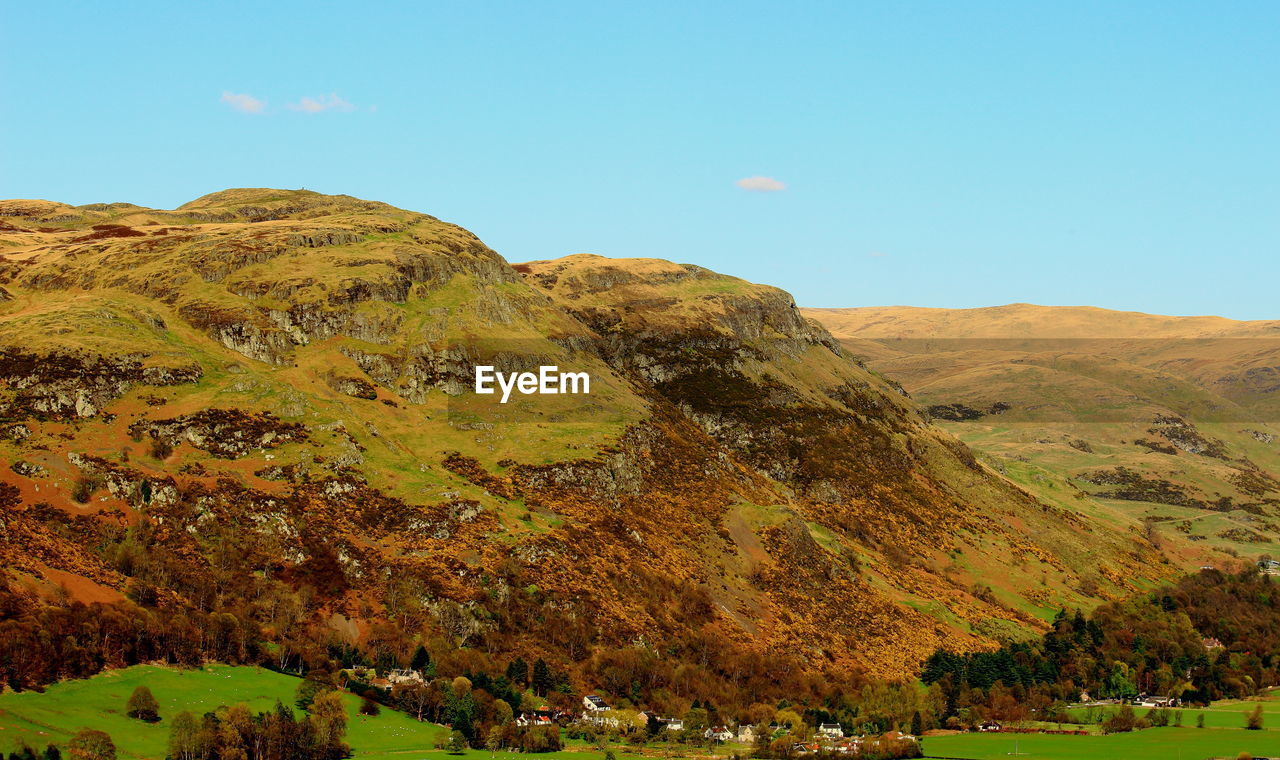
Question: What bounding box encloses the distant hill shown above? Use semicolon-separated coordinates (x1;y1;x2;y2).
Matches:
806;303;1280;565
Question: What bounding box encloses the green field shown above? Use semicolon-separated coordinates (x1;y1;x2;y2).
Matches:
0;665;457;758
925;725;1280;759
0;665;625;760
1068;698;1280;730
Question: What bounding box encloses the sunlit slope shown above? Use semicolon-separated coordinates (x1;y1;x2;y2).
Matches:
0;192;1180;682
806;303;1280;564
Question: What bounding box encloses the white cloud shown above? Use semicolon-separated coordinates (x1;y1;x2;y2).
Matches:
735;176;786;192
221;91;266;114
288;93;355;113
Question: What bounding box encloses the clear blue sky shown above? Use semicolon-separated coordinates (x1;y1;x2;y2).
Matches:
3;2;1277;318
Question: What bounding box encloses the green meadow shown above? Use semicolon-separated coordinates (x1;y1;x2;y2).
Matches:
923;726;1280;759
0;664;453;759
1067;697;1280;730
0;664;628;760
928;697;1280;760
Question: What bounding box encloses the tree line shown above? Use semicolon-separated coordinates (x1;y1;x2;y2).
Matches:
920;568;1280;728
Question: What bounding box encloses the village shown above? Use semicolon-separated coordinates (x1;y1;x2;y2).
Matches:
342;665;920;757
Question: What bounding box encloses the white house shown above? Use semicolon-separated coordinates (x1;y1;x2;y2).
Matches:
704;726;734;742
583;695;610;713
737;724;757;743
516;710;555;727
818;723;844;739
387;669;424;686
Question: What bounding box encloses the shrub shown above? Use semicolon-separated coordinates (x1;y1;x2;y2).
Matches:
71;476;102;504
446;730;467;754
149;437;174;460
359;697;380;716
1102;705;1137;734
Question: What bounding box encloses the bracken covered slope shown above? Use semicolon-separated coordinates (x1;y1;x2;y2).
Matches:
0;191;1173;686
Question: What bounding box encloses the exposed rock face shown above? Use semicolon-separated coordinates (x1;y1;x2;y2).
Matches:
519;255;926;504
0;349;200;421
129;410;308;459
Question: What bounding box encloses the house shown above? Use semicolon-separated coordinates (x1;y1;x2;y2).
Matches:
516;710;555;727
387;669;424;686
1259;559;1280;575
657;717;684;731
1203;637;1225;650
705;726;733;742
818;723;843;738
979;720;1002;732
1138;696;1178;708
790;742;817;755
882;731;917;743
582;695;610;713
737;724;757;743
829;737;864;754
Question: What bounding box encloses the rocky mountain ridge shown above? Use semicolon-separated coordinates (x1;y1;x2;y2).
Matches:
0;190;1175;685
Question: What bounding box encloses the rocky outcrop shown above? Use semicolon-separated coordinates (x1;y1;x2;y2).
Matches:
0;349;201;421
129;409;308;459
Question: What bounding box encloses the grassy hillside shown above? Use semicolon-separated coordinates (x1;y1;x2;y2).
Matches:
0;190;1182;705
0;665;447;759
806;303;1280;568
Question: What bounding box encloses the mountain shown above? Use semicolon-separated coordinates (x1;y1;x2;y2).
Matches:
805;303;1280;567
0;191;1175;700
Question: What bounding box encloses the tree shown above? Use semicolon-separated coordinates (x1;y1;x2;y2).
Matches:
67;730;115;760
310;690;349;753
446;730;467;754
410;645;431;673
1247;704;1264;730
683;707;709;731
531;659;552;696
775;709;805;734
126;685;160;722
1196;712;1205;728
360;697;381;716
506;657;529;686
295;678;332;711
43;746;62;760
486;726;505;754
493;698;514;727
168;711;200;760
